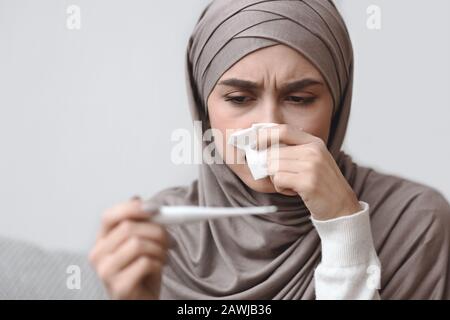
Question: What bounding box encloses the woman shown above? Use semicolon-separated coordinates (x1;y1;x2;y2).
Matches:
89;0;450;299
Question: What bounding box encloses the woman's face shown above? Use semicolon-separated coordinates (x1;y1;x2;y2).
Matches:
207;44;334;193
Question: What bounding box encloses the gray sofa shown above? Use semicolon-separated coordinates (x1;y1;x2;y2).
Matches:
0;236;109;299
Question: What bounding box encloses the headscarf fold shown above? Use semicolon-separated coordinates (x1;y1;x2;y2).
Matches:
143;0;450;299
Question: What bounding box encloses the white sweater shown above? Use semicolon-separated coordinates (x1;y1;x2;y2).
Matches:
310;201;381;300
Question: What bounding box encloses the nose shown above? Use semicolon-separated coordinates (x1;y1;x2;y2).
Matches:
257;98;284;125
252;98;284;149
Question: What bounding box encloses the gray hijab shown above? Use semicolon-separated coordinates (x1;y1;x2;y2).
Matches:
145;0;450;299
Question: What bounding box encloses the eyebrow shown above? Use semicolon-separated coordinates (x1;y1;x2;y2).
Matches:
217;78;324;93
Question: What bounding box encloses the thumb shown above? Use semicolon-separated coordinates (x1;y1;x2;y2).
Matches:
130;194;142;201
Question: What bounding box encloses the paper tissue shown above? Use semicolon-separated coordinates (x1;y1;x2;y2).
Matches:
227;123;287;180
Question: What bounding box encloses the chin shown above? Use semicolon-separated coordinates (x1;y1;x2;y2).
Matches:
244;176;277;193
229;164;297;195
229;164;276;193
239;171;298;196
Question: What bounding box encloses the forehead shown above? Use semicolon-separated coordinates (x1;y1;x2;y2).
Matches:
220;44;323;82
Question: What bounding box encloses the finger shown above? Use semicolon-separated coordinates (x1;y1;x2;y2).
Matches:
96;237;166;280
90;220;169;263
115;237;168;269
272;169;323;198
268;143;324;161
256;124;319;150
267;158;310;175
99;199;157;239
271;171;300;195
111;256;162;300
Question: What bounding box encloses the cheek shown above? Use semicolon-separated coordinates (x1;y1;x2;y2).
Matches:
284;103;332;144
302;118;330;143
207;98;253;164
210;125;247;165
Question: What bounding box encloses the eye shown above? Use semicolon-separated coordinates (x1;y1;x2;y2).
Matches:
285;96;316;106
224;96;254;105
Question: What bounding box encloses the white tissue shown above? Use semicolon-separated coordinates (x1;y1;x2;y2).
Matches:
227;123;286;180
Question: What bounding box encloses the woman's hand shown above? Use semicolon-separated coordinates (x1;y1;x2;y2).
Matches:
259;124;362;221
89;197;169;300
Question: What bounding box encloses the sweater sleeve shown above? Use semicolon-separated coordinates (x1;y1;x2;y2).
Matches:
310;201;381;300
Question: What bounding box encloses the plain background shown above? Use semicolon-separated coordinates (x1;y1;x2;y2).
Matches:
0;0;449;252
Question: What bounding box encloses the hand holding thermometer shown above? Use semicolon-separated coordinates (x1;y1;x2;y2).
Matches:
141;203;278;225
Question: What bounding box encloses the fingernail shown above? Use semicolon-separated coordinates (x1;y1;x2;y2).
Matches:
141;201;159;216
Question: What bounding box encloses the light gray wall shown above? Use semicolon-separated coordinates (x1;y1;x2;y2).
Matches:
1;0;449;252
338;0;450;204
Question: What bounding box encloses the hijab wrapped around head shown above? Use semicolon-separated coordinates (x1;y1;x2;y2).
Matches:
145;0;450;299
